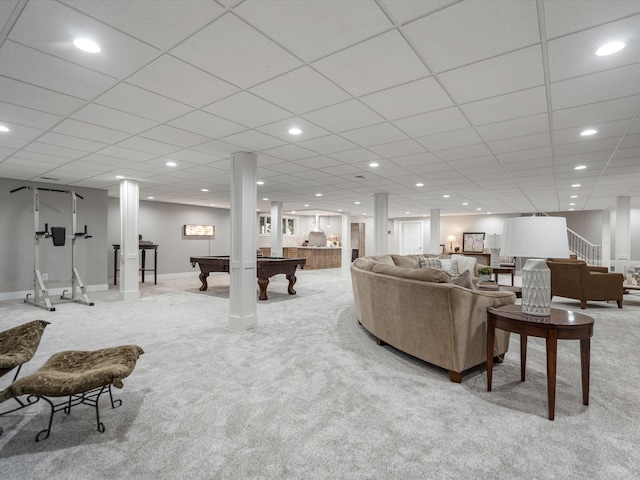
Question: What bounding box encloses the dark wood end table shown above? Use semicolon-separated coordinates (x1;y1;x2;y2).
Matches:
491;266;515;285
486;304;594;420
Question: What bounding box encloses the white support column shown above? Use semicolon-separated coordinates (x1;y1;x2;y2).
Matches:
430;208;441;254
119;180;139;302
374;193;388;255
270;201;283;257
229;152;258;331
615;196;631;274
341;213;352;268
601;208;611;269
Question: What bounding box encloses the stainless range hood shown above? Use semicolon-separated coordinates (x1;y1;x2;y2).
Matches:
308;215;327;246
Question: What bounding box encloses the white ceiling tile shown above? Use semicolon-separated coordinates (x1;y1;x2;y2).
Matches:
166;149;225;165
296;135;360;155
0;102;62;130
417;128;482;151
360;76;453;120
543;0;640;38
303;100;384;133
24;141;88;159
547;15;640;83
256;117;331;143
250;66;350;115
260;145;317;162
61;0;225;50
139;125;211;148
70;104;158;135
554;119;632;145
461;86;548;125
476;114;550;142
368;139;427;158
168;111;246;139
394;107;470;137
220;130;286;151
341;123;409;147
235;0;392;61
551;63;640;110
96;146;156;162
487;132;551;154
9;1;161;79
192;141;239;158
313;30;430;96
329;149;382;163
435;144;492;162
170;13;302;88
52;119;130;144
0;124;44;142
204;92;291;128
404;0;539;72
441;45;544;104
380;0;456;24
116;137;182;156
552;95;640;130
0;41;115;99
0;77;86;117
37;132;107;153
95;83;192;123
127;55;239;108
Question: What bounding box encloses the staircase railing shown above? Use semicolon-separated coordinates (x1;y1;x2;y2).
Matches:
567;228;601;265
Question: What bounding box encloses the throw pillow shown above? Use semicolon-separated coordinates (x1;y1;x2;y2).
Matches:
452;254;477;277
450;269;476;290
439;258;459;276
419;257;441;269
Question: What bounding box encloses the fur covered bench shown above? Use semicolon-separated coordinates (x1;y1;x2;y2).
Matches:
0;344;144;441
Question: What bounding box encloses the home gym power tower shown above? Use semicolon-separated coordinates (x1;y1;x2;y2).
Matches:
11;186;94;311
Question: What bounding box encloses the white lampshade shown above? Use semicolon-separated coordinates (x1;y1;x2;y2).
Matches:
501;216;570;316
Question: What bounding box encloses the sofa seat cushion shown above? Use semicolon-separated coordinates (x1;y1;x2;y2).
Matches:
372;263;450;283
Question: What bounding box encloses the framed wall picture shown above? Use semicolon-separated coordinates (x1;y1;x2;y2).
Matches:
463;232;485;253
184;224;215;237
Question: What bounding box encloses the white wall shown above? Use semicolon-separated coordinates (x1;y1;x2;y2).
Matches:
0;178;108;296
107;198;230;280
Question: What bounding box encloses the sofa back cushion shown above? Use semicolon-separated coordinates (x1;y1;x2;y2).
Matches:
391;255;421;268
372;263;450;283
451;254;477;276
368;254;395;265
352;257;377;271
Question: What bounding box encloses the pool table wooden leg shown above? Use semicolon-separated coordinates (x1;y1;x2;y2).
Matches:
286;274;297;295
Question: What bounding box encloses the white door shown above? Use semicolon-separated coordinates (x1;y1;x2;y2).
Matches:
400;221;423;254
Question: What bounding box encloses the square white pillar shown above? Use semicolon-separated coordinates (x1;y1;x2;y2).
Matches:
430;209;441;254
374;193;388;255
119;180;139;302
228;152;258;331
270;201;283;258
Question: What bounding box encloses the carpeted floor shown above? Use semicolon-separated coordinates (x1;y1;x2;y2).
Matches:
0;267;639;479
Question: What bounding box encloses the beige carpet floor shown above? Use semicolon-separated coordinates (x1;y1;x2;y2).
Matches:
0;267;639;479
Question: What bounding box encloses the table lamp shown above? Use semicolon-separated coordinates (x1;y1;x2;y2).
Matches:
485;233;502;268
447;235;456;252
501;216;570;316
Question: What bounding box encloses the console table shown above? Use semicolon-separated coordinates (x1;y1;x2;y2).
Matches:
486;304;593;420
112;244;158;285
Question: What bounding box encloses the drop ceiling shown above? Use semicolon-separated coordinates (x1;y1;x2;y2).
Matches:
0;0;639;218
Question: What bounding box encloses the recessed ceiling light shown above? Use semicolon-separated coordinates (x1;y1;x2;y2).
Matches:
596;41;625;56
570;195;578;198
262;197;268;201
580;129;597;136
147;196;154;199
569;203;576;206
288;127;302;135
166;161;177;167
116;175;125;179
304;204;309;207
73;38;101;53
354;201;360;205
462;202;469;206
201;188;209;192
315;193;322;197
405;211;411;214
416;183;424;187
338;209;342;212
569;208;575;211
257;181;264;185
291;210;296;214
443;194;450;198
574;165;587;170
0;125;10;133
369;162;379;167
210;204;215;206
476;208;482;211
572;184;581;187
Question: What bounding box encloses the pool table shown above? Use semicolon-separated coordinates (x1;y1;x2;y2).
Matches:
190;256;306;300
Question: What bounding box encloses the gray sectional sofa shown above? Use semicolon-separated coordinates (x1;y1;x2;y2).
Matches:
350;254;515;382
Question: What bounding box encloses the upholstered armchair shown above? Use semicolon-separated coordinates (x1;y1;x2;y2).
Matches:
547;258;624;309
